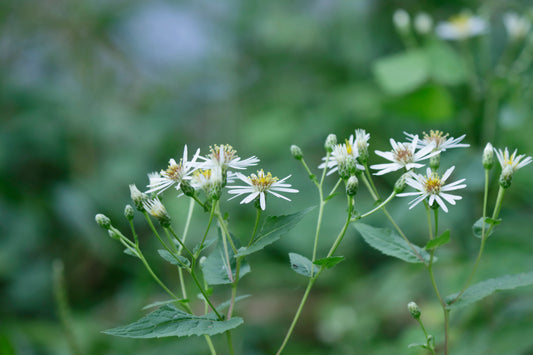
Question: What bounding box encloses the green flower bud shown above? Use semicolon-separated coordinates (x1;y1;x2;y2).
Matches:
394;173;409;194
129;184;147;212
407;301;421;319
107;229;120;240
95;214;111;229
124;204;135;221
346;175;359;196
325;134;337;152
338;155;358;180
482;143;494;170
180;180;196;197
291;145;303;160
499;166;513;189
430;153;440;171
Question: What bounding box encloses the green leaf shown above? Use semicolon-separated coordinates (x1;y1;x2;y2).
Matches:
216;295;251;312
289;252;314;277
103;305;243;338
234;207;315;258
426;41;466;86
472;217;501;239
373;50;429;95
123;248;139;258
446;271;533;310
385;85;454;122
313;256;344;269
353;223;430;263
425;230;450;250
201;230;250;285
193;238;216;255
158;250;190;269
142;299;189;310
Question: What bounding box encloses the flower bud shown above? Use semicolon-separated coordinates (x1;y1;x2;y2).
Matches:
414;12;433;35
393;9;410;32
95;214;111;230
482;143;494;170
180;180;196;197
394;173;409;194
408;301;421;319
129;184;147;212
430;153;440;171
325;134;337;152
291;145;303;160
499;166;513;189
346;175;359;196
108;229;120;240
338;155;358;179
143;198;171;228
124;204;135;221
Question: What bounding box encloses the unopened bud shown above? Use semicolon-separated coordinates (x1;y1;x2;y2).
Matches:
414;12;433;35
143;198;171;228
338;155;358;179
95;214;111;229
346;175;359;196
482;143;494;170
325;134;337;152
408;301;421;319
394;173;409;194
180;180;195;197
430;153;440;171
291;145;303;160
108;229;120;240
129;184;147;212
124;204;135;221
499;166;513;189
393;9;410;32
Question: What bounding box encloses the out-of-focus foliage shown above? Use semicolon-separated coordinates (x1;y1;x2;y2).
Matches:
1;0;533;354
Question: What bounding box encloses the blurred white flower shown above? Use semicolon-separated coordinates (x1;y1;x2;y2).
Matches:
503;12;531;41
404;130;469;152
397;166;467;212
414;12;433;35
436;13;487;40
393;9;411;32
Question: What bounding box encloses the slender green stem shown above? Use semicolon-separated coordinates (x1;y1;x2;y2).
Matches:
181;197;196;251
353;191;396;221
195;201;216;259
129;220;139;246
416;318;437;355
424;202;434;240
168;226;194;258
364;164;379;198
204;335;217;355
226;331;235;355
299;157;320;188
360;173;379;201
248;208;262;247
327;178;343;197
434;207;439;238
319;151;331;186
138;253;180;300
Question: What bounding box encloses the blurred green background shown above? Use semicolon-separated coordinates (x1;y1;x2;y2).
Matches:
2;0;533;354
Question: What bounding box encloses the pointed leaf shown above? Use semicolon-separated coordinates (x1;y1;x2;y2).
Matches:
425;230;450;250
193;238;216;255
446;271;533;310
313;256;345;269
289;252;314;277
124;248;139;258
142;299;189;310
158;250;190;269
235;207;315;258
353;223;430;263
472;217;501;239
103;305;243;338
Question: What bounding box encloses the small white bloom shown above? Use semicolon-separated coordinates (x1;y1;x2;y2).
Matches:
494;147;532;172
397;166;467;212
191;166;224;200
436;13;487;40
414;12;433;35
196;144;259;172
354;129;370;160
146;145;200;194
393;9;411;32
142;197;171;226
503;12;531;41
227;170;298;210
371;136;438;176
404;130;469;152
319;138;364;179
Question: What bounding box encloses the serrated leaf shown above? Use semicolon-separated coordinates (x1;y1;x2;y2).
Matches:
103;305;243;338
124;248;139;258
425;230;450;250
313;256;344;269
289;252;314;277
472;217;500;239
235;207;315;258
142;299;189;310
158;250;190;268
193;238;216;255
373;50;429;95
353;223;430;263
446;271;533;310
201;229;250;285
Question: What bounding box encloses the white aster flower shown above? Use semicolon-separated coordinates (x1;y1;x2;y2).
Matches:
371;136;438;176
397;166;467;212
494;147;532;173
146;145;200;194
436;13;487;40
196;144;259;173
503;12;531;41
404;130;469;152
319;138;364;179
227;169;298;210
191;166;224;201
354;129;370;161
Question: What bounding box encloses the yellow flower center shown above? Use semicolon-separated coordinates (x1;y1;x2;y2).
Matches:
194;169;212;180
250;170;278;191
345;139;353;155
210;144;237;163
449;14;471;31
424;173;443;194
162;161;183;181
394;145;413;163
423;130;449;149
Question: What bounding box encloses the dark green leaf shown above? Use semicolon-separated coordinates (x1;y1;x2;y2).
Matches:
142;299;189;310
425;230;450;250
103;305;243;338
373;50;429;95
158;250;190;268
353;223;430;263
289;252;314;277
446;271;533;310
313;256;345;269
235;207;315;258
472;217;500;239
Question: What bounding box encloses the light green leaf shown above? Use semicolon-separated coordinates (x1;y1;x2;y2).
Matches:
385;85;454;122
201;229;250;285
472;217;500;239
103;305;243;338
373;50;429;95
235;207;315;258
446;271;533;310
289;252;314;277
426;41;466;86
158;250;190;269
353;223;430;263
313;256;345;269
425;230;450;250
142;299;189;310
123;248;139;258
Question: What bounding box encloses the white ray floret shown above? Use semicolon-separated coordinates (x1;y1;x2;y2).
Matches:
397;166;467;212
319;138;364;177
196;144;259;172
436;13;487;40
494;147;532;172
404;130;469;152
227;170;298;210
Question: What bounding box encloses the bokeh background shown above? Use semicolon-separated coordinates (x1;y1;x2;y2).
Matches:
2;0;533;354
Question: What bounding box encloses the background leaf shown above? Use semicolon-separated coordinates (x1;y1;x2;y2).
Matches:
472;217;500;239
289;252;314;277
373;50;429;95
158;250;190;268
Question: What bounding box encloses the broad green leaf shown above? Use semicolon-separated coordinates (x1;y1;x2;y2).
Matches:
289;252;314;277
103;305;243;338
235;207;315;258
426;41;466;85
193;238;216;255
158;250;190;268
472;217;500;239
201;229;250;285
123;248;139;258
353;223;430;263
142;299;189;310
313;256;344;269
373;50;429;95
425;230;450;250
446;271;533;310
